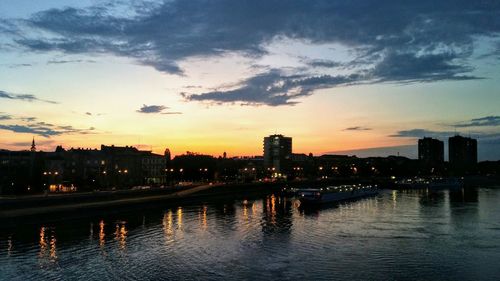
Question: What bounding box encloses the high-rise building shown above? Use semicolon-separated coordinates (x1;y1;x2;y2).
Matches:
263;134;292;174
418;137;444;165
449;135;477;171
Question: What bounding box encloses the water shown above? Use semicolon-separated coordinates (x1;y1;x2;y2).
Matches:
1;188;500;281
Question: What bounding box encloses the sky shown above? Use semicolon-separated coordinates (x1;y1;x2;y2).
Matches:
0;0;499;160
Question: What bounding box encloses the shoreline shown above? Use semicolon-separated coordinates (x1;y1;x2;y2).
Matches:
0;182;289;225
1;176;498;225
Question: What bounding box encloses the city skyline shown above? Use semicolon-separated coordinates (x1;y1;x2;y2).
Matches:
1;1;500;160
3;132;490;164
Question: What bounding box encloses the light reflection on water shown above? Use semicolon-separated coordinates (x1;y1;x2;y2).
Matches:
1;187;500;281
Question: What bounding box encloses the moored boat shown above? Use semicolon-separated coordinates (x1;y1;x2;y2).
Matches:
428;177;463;190
298;184;378;205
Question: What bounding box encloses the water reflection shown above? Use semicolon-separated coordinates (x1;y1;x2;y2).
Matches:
7;236;12;257
99;220;105;247
163;210;174;243
242;200;249;220
177;207;183;230
261;194;293;234
391;190;398;209
449;188;479;203
199;205;208;230
114;222;127;251
39;227;47;258
419;189;446;207
89;222;94;241
449;188;479;228
39;227;57;263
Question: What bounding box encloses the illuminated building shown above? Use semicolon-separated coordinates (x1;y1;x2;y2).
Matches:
263;134;292;174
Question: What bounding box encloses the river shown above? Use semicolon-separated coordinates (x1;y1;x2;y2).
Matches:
1;187;499;280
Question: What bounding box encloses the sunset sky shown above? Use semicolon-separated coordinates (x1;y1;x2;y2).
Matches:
1;0;499;160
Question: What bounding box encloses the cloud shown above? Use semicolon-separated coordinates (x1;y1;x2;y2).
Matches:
454;116;500;127
0;63;33;68
343;126;372;131
0;90;58;104
184;69;363;106
137;104;168;113
0;113;97;137
305;59;343;68
0;123;95;137
329;145;417;159
390;129;457;139
372;52;479;82
3;0;500;104
136;104;182;114
0;114;12;120
47;59;96;64
390;129;500;141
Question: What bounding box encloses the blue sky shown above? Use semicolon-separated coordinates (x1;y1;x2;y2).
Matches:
0;0;499;160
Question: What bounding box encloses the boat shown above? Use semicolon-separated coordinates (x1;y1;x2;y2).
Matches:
428;177;463;190
298;184;378;205
394;177;463;190
394;177;430;189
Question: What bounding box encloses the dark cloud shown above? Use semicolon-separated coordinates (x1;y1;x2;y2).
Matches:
343;126;372;131
0;114;12;120
390;129;500;141
0;90;58;104
0;63;33;68
306;59;343;68
0;124;59;137
0;123;95;137
0;114;97;137
3;0;500;104
454;116;500;127
390;129;457;139
137;104;168;113
184;69;363;106
372;52;479;82
19;116;37;122
47;59;96;64
329;145;417;159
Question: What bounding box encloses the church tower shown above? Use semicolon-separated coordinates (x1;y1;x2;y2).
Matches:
30;137;36;152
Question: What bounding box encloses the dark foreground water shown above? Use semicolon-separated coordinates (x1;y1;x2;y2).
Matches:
1;188;500;281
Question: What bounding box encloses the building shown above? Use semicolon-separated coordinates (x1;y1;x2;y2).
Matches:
418;137;444;165
449;135;477;173
263;134;292;175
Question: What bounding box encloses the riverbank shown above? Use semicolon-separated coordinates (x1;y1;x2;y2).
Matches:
0;181;299;226
1;176;497;226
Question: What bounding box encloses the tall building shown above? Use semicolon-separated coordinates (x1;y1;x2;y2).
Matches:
449;135;477;172
263;134;292;174
418;137;444;165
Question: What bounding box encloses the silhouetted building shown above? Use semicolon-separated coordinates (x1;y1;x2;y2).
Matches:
449;135;477;173
263;134;292;174
30;137;36;152
418;137;444;165
164;148;171;162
